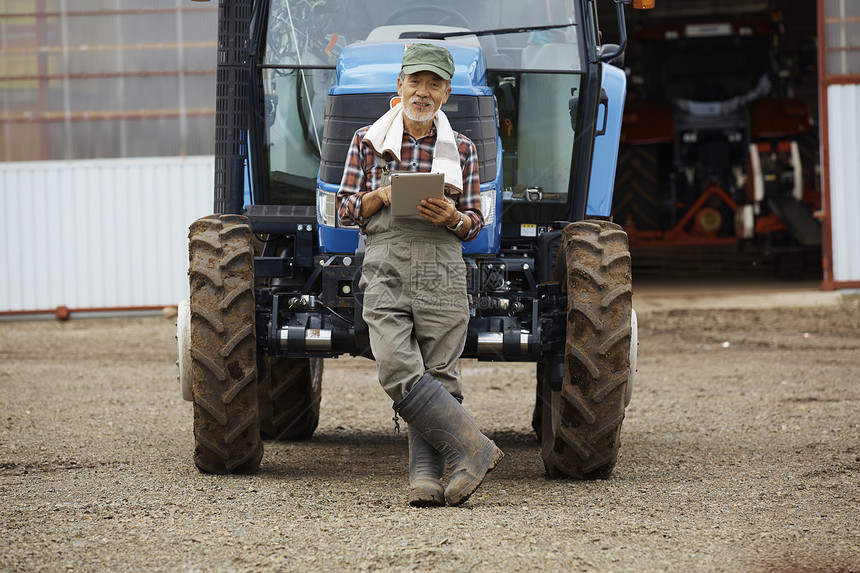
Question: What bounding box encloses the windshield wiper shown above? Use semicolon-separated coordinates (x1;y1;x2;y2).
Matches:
401;23;573;41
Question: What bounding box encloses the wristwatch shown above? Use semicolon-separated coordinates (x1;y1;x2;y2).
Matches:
447;212;465;233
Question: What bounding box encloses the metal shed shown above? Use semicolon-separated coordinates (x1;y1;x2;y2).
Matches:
0;156;212;316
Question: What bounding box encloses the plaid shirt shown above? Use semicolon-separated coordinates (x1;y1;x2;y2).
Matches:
336;125;483;241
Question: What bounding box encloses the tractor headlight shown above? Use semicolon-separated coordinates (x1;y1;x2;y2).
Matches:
317;188;338;227
480;188;496;226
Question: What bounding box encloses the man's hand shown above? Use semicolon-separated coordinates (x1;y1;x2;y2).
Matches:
374;185;392;207
418;196;459;227
360;185;391;219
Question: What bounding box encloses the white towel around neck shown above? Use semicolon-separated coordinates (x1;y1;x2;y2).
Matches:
362;102;463;195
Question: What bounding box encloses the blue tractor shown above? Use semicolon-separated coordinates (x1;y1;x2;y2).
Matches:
177;0;652;478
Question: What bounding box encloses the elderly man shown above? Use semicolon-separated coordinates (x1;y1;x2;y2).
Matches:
337;43;503;507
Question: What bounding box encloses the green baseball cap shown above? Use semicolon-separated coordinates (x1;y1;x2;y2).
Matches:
401;43;455;80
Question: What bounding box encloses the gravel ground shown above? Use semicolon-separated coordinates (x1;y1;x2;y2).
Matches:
1;293;859;572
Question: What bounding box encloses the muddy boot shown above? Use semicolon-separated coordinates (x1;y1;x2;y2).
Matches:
396;374;504;506
408;427;445;507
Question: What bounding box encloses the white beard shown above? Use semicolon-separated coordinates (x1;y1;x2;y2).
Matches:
403;98;436;123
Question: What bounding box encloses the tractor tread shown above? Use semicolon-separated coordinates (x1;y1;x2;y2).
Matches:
538;220;633;479
188;214;262;475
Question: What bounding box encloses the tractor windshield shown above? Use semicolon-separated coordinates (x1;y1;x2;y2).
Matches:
256;0;584;213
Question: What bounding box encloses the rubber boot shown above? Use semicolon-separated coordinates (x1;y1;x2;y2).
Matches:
396;374;504;506
408;427;445;507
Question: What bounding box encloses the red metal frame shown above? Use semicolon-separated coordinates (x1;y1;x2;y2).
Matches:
625;182;740;247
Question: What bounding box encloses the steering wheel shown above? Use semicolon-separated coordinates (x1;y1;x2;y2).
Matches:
384;5;471;29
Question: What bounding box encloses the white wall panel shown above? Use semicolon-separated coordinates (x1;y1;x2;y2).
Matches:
827;84;860;284
0;156;215;313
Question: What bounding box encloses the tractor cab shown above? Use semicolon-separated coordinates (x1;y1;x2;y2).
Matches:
251;0;608;256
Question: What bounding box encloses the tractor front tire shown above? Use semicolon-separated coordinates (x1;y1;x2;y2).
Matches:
258;357;323;440
188;214;263;474
539;220;633;479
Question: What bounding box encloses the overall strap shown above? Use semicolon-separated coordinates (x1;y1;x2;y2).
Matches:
373;152;391;187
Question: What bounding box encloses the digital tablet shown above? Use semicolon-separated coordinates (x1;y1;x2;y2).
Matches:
389;172;445;217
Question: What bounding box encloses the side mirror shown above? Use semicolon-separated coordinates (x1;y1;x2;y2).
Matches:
599;44;625;67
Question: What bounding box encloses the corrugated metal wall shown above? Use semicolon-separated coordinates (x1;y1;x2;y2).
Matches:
0;156;214;314
827;84;860;284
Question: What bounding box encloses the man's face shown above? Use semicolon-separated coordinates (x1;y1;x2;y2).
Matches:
397;71;452;123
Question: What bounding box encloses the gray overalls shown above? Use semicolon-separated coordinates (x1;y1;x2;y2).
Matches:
358;168;469;404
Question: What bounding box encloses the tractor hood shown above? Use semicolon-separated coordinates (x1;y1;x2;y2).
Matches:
331;41;489;96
